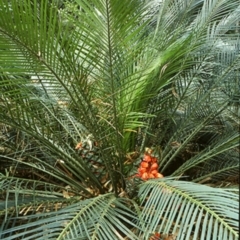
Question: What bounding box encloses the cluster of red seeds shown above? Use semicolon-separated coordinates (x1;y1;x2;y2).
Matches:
137;151;163;180
149;233;161;240
149;232;176;240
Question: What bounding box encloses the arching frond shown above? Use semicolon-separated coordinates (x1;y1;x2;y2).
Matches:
0;193;140;240
0;0;239;239
137;178;239;240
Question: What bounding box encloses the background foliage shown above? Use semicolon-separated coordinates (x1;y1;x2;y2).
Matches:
0;0;239;239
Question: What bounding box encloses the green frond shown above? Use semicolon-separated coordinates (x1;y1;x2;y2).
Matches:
193;150;239;183
0;0;239;239
1;154;101;197
172;131;239;176
137;178;239;239
0;0;157;191
0;193;140;240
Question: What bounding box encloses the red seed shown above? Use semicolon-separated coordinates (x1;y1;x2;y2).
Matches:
149;232;161;240
148;173;155;179
151;169;158;175
138;167;147;174
141;172;148;180
141;161;149;168
143;154;152;162
156;173;164;178
150;163;158;170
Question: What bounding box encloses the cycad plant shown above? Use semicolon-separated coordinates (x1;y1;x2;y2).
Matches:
0;0;239;239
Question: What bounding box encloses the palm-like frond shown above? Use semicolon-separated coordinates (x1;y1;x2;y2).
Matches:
137;178;239;240
0;178;238;239
0;193;140;240
193;150;239;184
0;0;239;239
0;0;163;191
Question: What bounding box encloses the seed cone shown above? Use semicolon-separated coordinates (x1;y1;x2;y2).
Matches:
137;151;164;180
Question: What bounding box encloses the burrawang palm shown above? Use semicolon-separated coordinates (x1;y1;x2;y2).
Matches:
0;0;239;239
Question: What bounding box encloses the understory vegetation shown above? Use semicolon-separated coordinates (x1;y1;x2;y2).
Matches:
0;0;239;239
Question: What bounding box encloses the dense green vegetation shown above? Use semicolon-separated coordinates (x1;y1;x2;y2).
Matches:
0;0;239;239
